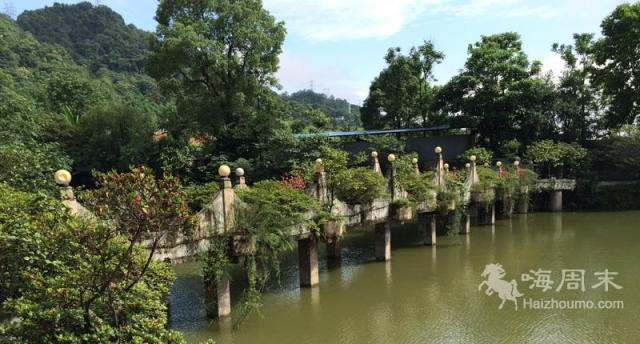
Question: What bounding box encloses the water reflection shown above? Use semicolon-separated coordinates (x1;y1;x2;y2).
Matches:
171;211;640;344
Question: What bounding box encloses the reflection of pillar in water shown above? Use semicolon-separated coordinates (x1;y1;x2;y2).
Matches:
217;314;233;335
552;212;562;233
385;261;392;289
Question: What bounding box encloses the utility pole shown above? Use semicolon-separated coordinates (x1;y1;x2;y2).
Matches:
3;2;16;19
310;80;314;92
94;0;102;7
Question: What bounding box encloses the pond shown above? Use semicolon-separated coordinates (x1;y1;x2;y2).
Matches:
170;211;640;343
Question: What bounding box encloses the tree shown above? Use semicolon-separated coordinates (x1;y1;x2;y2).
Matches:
72;104;157;174
147;0;286;155
437;33;556;151
45;72;100;116
361;41;444;130
593;2;640;128
0;176;190;342
552;33;601;143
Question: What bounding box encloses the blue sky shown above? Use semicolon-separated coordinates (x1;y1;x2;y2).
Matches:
8;0;629;104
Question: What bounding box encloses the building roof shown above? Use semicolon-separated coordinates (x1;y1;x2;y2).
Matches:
294;125;451;138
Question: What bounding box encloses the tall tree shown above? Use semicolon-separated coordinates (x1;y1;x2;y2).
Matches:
552;33;601;143
436;32;556;151
361;41;444;130
147;0;286;157
593;2;640;128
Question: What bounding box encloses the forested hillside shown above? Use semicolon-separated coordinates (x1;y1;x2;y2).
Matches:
17;2;148;73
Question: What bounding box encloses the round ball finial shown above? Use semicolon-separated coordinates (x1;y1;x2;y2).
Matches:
54;169;71;186
514;160;520;166
484;162;489;167
218;165;231;178
435;146;442;154
371;151;378;158
412;157;418;164
470;155;477;162
496;161;502;167
387;154;396;163
315;158;323;165
465;163;471;168
235;168;245;177
444;163;450;170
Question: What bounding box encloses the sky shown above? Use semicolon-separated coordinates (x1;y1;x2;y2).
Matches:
5;0;630;104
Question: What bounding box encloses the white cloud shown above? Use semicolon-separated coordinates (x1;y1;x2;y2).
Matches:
264;0;558;42
541;53;567;82
276;50;369;104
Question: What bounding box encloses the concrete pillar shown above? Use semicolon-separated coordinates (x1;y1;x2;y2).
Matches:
298;239;319;287
419;213;436;245
460;213;471;234
206;272;231;318
486;204;496;225
515;193;529;214
375;222;391;261
326;240;341;259
470;203;495;225
549;190;563;212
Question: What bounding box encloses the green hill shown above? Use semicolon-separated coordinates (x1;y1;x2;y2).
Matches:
17;2;148;73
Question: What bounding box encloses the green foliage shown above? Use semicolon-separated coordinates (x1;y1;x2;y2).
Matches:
72;104;157;173
217;180;320;324
460;147;493;165
500;139;522;160
334;167;387;205
569;182;640;211
471;166;501;193
367;135;408;160
397;171;436;204
606;126;640;179
525;140;587;178
593;2;640;128
437;32;556;150
362;41;444;129
147;0;286;161
552;33;600;143
44;71;100;116
0;182;186;343
284;89;361;130
183;181;220;213
17;2;149;73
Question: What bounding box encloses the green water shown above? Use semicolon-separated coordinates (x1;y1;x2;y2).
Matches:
170;211;640;343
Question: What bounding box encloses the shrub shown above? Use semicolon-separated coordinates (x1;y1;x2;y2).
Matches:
459;147;494;165
334;167;387;205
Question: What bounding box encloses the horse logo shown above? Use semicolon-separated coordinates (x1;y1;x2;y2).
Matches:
478;263;524;310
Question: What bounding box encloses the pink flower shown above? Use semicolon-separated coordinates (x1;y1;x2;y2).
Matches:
135;195;141;203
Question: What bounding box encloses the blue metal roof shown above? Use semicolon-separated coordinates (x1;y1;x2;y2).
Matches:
294;125;451;138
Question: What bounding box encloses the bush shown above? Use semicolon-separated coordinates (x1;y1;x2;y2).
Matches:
334;167;387;205
525;140;587;178
459;147;494;165
183;181;220;212
0;183;185;343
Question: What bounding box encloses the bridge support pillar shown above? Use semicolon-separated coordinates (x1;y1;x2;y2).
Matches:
205;271;231;319
375;222;391;261
326;240;341;259
515;193;529;214
298;238;319;287
549;190;563;212
419;213;436;245
470;203;495;225
460;213;471;234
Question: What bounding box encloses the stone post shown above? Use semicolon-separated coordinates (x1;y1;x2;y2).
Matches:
218;165;235;232
419;213;436;245
386;154;397;200
412;157;420;174
312;159;327;205
433;147;446;191
298;238;319;287
371;151;382;175
549;190;563;212
233;168;248;190
374;222;391;261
